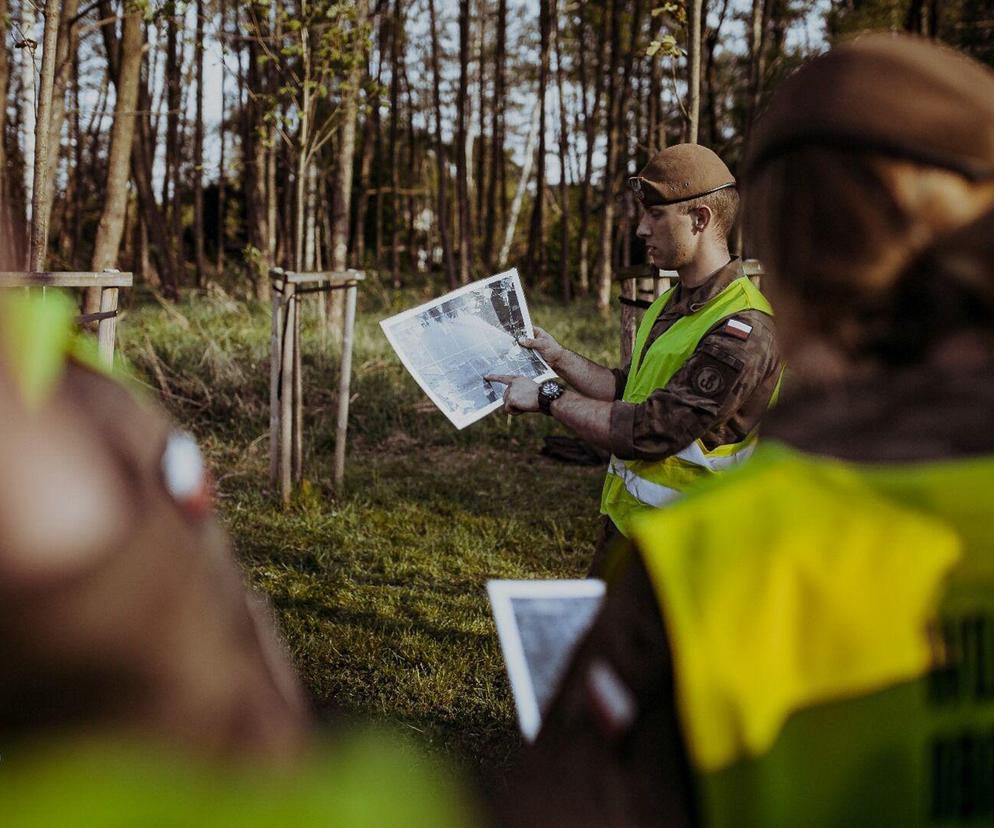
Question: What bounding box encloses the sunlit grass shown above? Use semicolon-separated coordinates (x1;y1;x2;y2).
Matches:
116;276;618;777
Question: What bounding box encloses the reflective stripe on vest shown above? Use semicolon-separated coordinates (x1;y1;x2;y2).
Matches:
674;439;757;471
607;456;683;508
600;272;775;535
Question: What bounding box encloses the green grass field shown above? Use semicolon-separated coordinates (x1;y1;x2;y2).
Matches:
116;278;619;780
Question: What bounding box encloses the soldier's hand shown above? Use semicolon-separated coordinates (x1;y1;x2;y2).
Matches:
517;326;564;368
484;374;540;415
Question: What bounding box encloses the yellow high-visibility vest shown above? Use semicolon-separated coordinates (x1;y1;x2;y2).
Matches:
631;441;994;826
601;274;774;535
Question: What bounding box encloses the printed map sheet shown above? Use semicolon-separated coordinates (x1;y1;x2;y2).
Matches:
380;269;555;429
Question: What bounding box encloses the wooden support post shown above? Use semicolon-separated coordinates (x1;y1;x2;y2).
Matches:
269;287;282;487
292;293;303;485
279;283;296;504
619;277;637;367
333;280;358;492
96;287;119;369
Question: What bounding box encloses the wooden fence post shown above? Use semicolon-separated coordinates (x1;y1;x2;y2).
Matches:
292;293;303;485
269;280;283;488
97;287;120;368
333;278;358;492
279;282;296;505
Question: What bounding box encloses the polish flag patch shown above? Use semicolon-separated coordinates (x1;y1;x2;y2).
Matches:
721;318;752;340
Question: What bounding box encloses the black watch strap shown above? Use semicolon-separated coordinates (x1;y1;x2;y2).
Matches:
538;380;566;415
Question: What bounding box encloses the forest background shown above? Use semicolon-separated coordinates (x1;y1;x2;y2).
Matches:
2;0;993;785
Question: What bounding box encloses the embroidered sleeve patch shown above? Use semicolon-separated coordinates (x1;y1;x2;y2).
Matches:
721;318;753;341
692;361;729;396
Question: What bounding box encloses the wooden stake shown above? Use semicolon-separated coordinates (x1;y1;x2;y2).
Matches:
96;287;119;369
292;291;303;485
619;277;636;366
269;286;282;487
333;280;358;492
279;284;296;504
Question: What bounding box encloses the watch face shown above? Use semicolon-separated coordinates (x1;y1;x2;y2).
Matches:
542;381;557;395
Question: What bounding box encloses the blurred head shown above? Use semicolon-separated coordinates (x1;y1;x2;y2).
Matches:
0;293;309;764
631;144;738;269
742;34;994;382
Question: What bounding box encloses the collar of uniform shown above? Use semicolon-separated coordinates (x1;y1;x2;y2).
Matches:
668;257;743;314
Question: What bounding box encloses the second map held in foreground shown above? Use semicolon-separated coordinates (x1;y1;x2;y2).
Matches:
380;268;555;429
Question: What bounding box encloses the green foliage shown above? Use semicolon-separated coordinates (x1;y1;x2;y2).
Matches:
116;278;619;774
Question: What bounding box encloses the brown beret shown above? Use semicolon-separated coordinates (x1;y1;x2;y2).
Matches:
629;144;736;206
743;33;994;181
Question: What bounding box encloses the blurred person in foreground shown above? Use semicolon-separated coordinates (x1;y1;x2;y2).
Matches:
0;289;473;826
486;143;782;573
499;33;994;827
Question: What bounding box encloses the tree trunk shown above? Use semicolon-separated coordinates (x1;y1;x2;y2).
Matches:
0;0;15;265
29;0;62;272
498;101;540;268
577;2;608;296
20;0;36;231
165;10;182;267
38;0;79;247
428;0;458;288
216;0;226;274
88;5;142;308
553;0;570;301
687;0;703;143
389;0;403;286
193;0;206;286
595;0;621;310
482;0;506;270
525;0;550;283
475;0;487;240
245;33;271;299
456;0;471;283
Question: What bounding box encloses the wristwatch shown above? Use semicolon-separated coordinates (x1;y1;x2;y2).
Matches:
538;380;566;415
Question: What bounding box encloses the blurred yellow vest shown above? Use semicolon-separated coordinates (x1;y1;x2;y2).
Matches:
631;442;994;826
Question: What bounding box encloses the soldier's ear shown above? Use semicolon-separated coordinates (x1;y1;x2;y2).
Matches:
691;205;713;233
0;389;129;587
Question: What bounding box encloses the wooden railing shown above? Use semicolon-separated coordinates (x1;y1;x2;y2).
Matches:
0;270;133;368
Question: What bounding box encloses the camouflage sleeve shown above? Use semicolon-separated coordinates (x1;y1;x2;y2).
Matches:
610;361;631;401
609;310;779;461
495;555;696;828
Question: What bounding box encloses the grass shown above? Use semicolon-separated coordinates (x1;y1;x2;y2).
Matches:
115;276;619;780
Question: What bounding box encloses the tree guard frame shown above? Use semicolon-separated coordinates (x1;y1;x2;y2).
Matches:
0;271;133;369
269;267;364;505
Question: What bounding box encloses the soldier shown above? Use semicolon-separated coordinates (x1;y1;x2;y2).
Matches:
500;34;994;827
0;289;309;763
0;290;476;826
486;144;782;571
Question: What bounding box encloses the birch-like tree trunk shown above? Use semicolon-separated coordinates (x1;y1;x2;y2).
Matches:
456;0;471;283
482;0;506;269
193;0;206;286
687;0;703;143
29;0;61;271
553;0;570;301
87;6;142;310
428;0;457;288
20;1;36;228
498;100;540;268
525;0;550;282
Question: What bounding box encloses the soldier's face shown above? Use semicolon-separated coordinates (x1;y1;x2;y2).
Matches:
636;203;697;270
